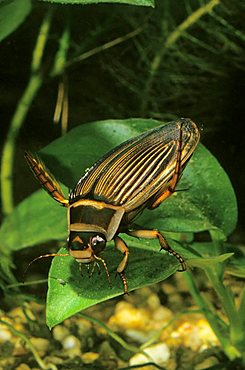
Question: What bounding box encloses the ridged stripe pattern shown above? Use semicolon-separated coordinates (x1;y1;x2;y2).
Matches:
70;118;200;211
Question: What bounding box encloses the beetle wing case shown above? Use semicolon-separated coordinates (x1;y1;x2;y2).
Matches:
70;118;200;213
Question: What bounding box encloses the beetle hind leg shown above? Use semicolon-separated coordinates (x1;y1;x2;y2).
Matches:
127;229;186;271
114;236;129;294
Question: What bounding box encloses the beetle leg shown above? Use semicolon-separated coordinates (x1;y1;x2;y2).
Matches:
25;152;69;207
127;229;186;271
114;236;129;294
149;123;183;209
79;263;83;277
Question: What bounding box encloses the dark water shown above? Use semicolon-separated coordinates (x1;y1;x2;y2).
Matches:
1;1;244;241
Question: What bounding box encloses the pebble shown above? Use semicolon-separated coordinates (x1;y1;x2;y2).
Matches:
169;317;218;351
152;306;173;322
108;300;174;343
108;302;150;330
29;337;50;356
9;307;28;323
125;329;150;344
52;325;70;342
62;335;81;358
146;294;161;310
13;338;29;356
0;324;12;342
81;351;99;364
44;356;64;365
129;343;170;367
194;356;219;369
16;364;31;370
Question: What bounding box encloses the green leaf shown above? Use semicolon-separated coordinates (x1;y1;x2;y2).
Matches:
40;0;154;6
0;0;31;42
188;253;234;269
226;257;245;278
220;244;245;278
46;237;184;328
138;144;237;239
0;189;67;252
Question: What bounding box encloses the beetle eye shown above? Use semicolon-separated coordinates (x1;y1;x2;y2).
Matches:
91;235;106;254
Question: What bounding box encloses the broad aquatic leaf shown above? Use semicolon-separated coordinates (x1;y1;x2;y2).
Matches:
138;144;237;239
0;0;31;42
40;0;154;6
0;189;67;252
47;237;188;328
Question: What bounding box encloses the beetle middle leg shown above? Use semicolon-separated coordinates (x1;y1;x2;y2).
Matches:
127;229;186;271
114;235;129;294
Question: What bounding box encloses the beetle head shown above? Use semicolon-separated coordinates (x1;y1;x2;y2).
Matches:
68;231;107;263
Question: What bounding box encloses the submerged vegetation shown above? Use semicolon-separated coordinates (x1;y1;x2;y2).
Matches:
0;0;244;368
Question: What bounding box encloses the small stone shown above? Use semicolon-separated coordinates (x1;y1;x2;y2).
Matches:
161;283;176;295
152;306;172;322
98;341;119;369
9;307;27;323
62;335;81;358
194;356;219;369
76;317;95;339
125;329;150;344
170;317;218;351
76;317;92;332
81;352;99;364
0;324;12;342
52;325;70;342
108;302;150;330
130;343;170;367
129;354;154;370
144;343;170;363
44;356;64;365
16;364;31;370
147;294;161;310
29;337;50;356
0;357;15;368
13;338;28;356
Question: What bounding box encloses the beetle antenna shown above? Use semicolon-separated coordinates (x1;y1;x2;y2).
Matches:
23;253;70;283
94;255;111;287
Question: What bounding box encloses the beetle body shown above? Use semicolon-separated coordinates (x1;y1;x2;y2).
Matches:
25;118;200;293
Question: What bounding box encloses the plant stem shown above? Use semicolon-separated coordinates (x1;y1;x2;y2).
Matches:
79;312;141;354
0;319;57;370
0;10;53;216
65;27;142;68
141;0;220;113
207;232;244;356
183;271;241;360
205;267;243;357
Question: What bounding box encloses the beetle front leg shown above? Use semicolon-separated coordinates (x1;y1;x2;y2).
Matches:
127;229;186;271
114;236;129;294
